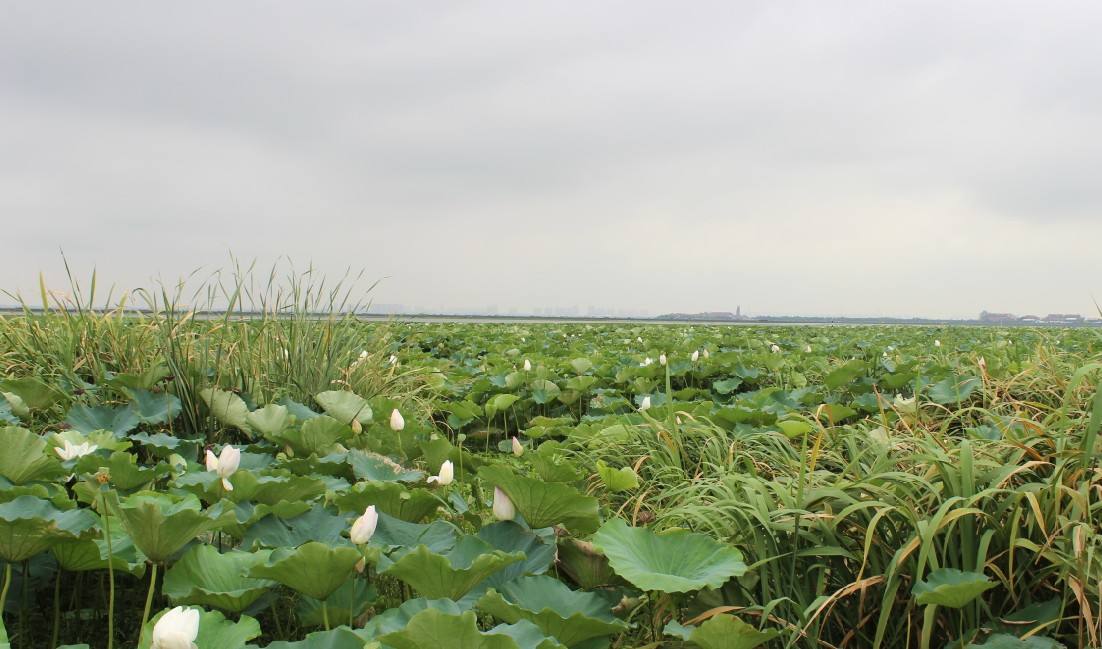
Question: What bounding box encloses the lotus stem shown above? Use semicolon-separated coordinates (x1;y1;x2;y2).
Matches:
0;562;11;626
139;562;159;645
322;600;330;630
51;568;62;648
101;493;116;649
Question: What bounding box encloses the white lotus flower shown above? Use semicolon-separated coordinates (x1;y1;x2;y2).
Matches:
151;606;200;649
390;408;405;431
934;340;941;348
359;350;369;360
702;349;710;359
427;460;454;486
659;353;667;366
771;344;781;353
511;436;524;457
523;359;532;371
691;350;699;362
492;487;516;521
636;337;643;343
350;505;378;544
55;440;97;461
805;345;812;353
205;446;241;491
639;396;651;411
388;354;399;365
639;357;653;367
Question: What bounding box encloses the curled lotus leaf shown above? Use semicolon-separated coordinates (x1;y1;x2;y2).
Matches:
477;575;627;646
163;545;276;613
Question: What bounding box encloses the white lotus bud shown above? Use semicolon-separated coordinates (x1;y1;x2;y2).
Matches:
350;505;378;544
805;345;812;353
151;606;200;649
390;409;405;431
659;354;667;366
702;348;709;359
492;487;516;521
934;340;941;348
523;359;532;371
427;460;454;486
771;344;781;353
208;446;241;491
639;396;651;411
691;350;699;362
351;418;363;434
511;436;523;456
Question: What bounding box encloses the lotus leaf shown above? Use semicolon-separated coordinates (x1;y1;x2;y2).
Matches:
247;404;292;438
381;537;524;599
360;597;467;639
379;609;518;649
138;607;261;649
368;512;459;555
163;545;276;613
52;518;146;576
557;538;615;589
248;627;367;649
347;450;423;483
332;481;439;523
296;577;376;628
912;568;996;608
928;376;982;405
126;388;182;424
201;387;254;435
0;377;66;410
664;614;780;649
964;634;1064;648
315;390;373;425
249;541;362;600
477;575;627;646
277;416;352;456
64;404;140;436
595;461;638;492
113;491;234;563
241;504;348;550
0;426;65;485
0;495;97;561
479;466;599;533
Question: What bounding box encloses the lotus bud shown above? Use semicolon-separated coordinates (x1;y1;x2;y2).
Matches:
204;449;219;471
511;436;524;456
637;336;643;343
977;356;987;371
351;418;363;434
805;345;812;353
640;357;653;367
659;353;667;366
934;339;941;348
390;409;405;431
388;354;399;365
702;348;710;359
151;606;200;649
359;350;369;360
523;359;532;371
355;557;367;573
639;396;651;411
492;487;516;521
427;460;454;486
208;446;241;491
350;505;378;544
770;344;781;353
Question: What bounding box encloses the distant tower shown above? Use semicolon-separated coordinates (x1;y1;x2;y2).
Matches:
736;305;741;317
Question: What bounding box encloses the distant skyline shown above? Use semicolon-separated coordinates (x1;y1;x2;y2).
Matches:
4;2;1102;319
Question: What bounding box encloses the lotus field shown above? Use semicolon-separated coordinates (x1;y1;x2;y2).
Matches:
0;305;1100;648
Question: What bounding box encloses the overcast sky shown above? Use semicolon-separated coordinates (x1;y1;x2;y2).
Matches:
2;2;1101;318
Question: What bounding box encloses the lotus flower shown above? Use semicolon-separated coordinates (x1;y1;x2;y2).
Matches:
55;439;97;461
511;436;524;456
151;606;199;649
640;357;653;367
359;350;369;360
350;505;378;544
639;396;651;411
659;353;667;366
934;340;941;348
427;460;454;486
691;350;699;362
770;344;781;353
205;446;241;491
390;408;405;431
388;354;399;365
492;487;516;521
702;348;710;359
805;345;812;353
523;359;532;371
636;337;643;343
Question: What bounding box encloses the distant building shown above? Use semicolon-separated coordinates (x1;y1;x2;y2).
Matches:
1019;315;1040;323
1044;313;1083;323
979;311;1016;323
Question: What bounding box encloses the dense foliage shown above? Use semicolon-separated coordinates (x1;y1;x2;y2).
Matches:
0;302;1099;648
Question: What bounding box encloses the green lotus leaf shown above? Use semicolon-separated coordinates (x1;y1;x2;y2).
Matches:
0;495;98;562
477;575;627;646
138;607;261;649
296;577;377;628
64;404;140;436
557;538;615;589
591;519;747;593
569;358;593;375
479;466;600;534
0;426;65;485
420;436;481;481
368;512;459;555
113;491;234;563
276;416;352;456
315;390;373;425
163;545;276;613
487;619;568;649
76;450;162;491
129;431;201;458
248;627;367;649
241;504;348;550
964;634;1065;648
249;541;362;600
332;481;440;523
246;403;292;438
126;388;182;424
475;521;555;584
485;394;520;420
912;568;996;608
347;450;423;482
360;597;467;639
52;516;147;576
0;395;19;424
0;377;66;410
595;460;638;493
381;537;524;600
530;380;561;405
201;387;254;435
379;609;519;649
928;376;982;405
664;614;780;649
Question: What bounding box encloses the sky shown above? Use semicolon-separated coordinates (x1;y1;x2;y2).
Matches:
2;1;1101;318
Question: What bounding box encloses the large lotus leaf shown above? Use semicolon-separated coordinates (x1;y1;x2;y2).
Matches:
530;380;561;405
0;426;65;485
964;634;1064;649
64;404;140;436
381;537;524;600
664;614;780;649
928;376;982;405
368;512;459;555
591;519;747;593
0;395;19;424
241;504;348;550
360;598;467;639
476;521;555;584
52;517;146;576
247;404;292;438
248;628;367;649
477;575;627;646
315;390;373;425
0;377;66;410
129;431;201;458
249;541;362;600
485;394;521;421
595;460;639;492
126;388;183;424
138;607;261;649
479;466;600;534
332;481;440;523
347;450;423;483
201;387;254;435
113;491;234;563
379;609;518;649
76;450;162;491
0;495;98;561
420;436;482;481
557;538;615;589
163;545;276;613
912;568;996;608
488;620;568;649
278;416;352;456
276;396;322;421
296;577;377;628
